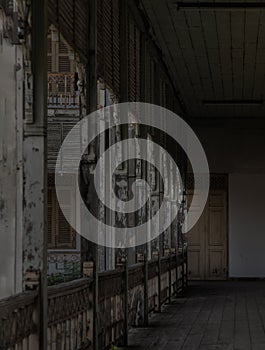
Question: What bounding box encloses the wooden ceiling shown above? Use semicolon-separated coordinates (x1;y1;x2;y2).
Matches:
141;0;265;119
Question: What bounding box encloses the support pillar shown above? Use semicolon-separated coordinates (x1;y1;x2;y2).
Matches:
87;1;99;348
23;1;47;349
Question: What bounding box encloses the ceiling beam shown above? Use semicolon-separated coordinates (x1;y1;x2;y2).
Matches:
175;2;265;11
203;100;263;106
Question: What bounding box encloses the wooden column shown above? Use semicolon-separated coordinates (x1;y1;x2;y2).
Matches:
143;251;149;326
168;254;172;303
123;254;129;346
157;251;161;313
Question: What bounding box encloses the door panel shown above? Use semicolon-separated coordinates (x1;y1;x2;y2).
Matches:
187;193;207;280
187;176;228;280
188;250;201;279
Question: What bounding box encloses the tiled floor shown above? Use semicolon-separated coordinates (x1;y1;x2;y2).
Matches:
124;281;265;350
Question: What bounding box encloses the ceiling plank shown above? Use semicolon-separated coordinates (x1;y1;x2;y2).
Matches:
244;11;260;99
201;10;223;100
216;12;233;99
231;11;245;103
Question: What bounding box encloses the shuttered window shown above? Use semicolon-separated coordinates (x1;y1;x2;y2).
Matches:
47;29;74;74
145;54;155;103
47;185;76;250
48;0;88;62
127;15;141;102
160;80;167;108
97;0;120;97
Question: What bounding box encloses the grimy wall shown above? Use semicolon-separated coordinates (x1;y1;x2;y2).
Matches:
0;10;24;298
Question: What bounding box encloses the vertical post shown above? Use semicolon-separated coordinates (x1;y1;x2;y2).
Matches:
123;252;129;346
184;245;187;290
143;250;149;326
175;242;179;297
23;1;47;348
182;248;185;292
157;250;161;312
168;254;172;304
93;248;99;350
87;0;99;349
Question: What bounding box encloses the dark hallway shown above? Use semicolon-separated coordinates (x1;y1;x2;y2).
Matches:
2;0;265;349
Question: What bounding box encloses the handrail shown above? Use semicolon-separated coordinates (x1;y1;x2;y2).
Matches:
0;253;187;349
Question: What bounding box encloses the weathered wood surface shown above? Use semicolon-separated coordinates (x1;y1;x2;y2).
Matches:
0;253;187;349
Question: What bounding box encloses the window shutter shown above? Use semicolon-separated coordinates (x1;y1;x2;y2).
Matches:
127;15;141;102
47;184;76;250
56;202;76;249
112;0;120;96
97;0;120;97
103;0;112;88
47;188;55;248
56;188;76;249
146;55;155;103
59;41;71;73
97;0;104;77
47;36;52;72
160;80;167;108
47;122;62;171
48;0;88;61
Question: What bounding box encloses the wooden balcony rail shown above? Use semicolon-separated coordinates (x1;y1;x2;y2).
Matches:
47;278;93;350
0;250;187;350
98;250;188;349
48;73;79;109
0;291;38;350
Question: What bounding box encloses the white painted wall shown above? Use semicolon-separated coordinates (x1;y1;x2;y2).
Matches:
194;123;265;277
0;11;24;298
229;174;265;277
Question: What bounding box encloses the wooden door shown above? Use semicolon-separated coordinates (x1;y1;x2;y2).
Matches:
187;175;228;280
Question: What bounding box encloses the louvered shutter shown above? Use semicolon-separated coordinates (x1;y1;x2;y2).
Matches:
62;123;81;171
112;0;120;95
47;122;62;172
145;54;155;103
59;40;71;73
47;188;55;248
47;185;76;250
97;0;120;97
160;80;167;108
47;36;52;73
166;84;174;112
48;0;88;61
127;15;141;102
56;188;76;249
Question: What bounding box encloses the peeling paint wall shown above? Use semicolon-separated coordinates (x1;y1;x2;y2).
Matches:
0;9;23;298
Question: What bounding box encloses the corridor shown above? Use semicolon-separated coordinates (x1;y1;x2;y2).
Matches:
124;282;265;350
2;0;265;349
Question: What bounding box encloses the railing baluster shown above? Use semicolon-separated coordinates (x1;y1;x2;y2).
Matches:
0;255;188;350
47;74;78;110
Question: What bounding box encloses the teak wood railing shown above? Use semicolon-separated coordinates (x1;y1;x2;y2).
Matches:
0;249;187;350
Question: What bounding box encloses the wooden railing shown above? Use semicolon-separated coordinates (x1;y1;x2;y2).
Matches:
47;278;93;350
0;291;38;350
97;248;188;349
48;73;79;109
0;249;187;350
